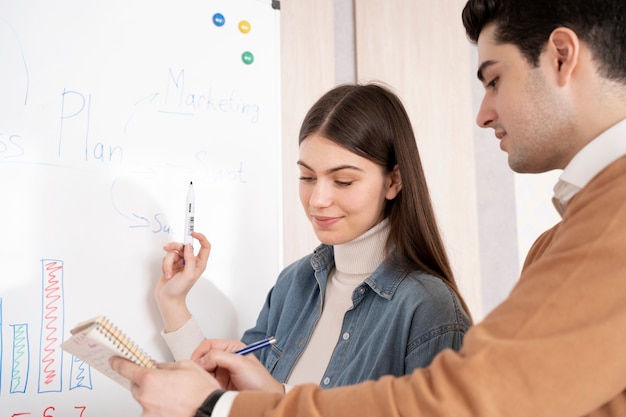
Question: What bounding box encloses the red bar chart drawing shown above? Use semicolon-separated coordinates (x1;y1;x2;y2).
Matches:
38;259;65;393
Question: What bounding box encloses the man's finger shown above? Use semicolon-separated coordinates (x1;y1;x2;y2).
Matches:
110;356;145;382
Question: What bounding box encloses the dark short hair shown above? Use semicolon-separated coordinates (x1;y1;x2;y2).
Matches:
462;0;626;82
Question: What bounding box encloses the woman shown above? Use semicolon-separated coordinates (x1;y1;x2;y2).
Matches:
155;82;472;389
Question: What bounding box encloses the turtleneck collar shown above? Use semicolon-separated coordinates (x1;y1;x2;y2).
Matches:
333;218;390;276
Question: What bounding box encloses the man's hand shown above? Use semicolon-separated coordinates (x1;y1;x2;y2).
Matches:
193;340;285;393
110;356;222;417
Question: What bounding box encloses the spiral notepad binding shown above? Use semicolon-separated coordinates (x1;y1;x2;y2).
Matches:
96;316;157;368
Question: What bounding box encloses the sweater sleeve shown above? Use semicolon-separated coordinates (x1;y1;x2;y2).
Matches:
161;316;205;360
227;161;626;417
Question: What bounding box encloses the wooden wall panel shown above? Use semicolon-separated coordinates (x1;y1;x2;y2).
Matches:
280;0;337;265
354;0;483;316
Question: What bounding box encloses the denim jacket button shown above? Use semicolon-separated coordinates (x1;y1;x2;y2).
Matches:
342;332;350;340
323;377;331;385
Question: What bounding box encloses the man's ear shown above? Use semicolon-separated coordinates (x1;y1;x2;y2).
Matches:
385;165;403;200
547;27;580;86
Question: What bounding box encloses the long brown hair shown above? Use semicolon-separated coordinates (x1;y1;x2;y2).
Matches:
299;83;472;320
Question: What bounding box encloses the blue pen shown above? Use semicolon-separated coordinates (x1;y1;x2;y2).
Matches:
235;337;276;355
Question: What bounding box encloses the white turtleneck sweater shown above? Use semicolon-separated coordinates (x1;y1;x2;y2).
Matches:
285;219;390;386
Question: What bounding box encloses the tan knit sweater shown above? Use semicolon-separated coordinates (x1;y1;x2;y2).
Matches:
229;157;626;416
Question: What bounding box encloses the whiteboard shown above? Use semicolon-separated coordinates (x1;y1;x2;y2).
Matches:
0;0;282;414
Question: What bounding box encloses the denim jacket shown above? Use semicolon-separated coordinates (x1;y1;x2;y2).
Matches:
241;244;470;388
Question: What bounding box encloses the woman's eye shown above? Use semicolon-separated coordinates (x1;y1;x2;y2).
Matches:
487;76;499;89
335;181;353;187
299;176;315;182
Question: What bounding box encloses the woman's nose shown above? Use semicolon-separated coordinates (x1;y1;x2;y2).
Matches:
309;182;332;208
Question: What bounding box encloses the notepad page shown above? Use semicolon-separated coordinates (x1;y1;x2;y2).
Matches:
60;316;156;390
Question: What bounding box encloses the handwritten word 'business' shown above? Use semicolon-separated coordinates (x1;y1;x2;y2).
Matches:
0;133;24;160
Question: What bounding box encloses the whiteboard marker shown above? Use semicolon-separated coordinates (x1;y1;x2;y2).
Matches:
184;181;195;246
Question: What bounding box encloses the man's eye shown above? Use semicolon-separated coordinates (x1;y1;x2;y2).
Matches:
487;76;499;89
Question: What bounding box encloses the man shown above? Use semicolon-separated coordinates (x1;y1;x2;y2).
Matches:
112;0;626;415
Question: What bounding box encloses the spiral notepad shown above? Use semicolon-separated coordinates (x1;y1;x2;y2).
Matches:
60;315;156;390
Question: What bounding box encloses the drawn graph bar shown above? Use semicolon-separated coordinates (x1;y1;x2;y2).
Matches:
38;259;65;393
69;354;93;390
0;298;2;395
10;323;30;393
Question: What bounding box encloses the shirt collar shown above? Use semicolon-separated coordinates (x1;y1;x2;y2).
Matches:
553;118;626;216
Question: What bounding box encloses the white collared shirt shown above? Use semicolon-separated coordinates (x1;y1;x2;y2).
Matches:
553;118;626;217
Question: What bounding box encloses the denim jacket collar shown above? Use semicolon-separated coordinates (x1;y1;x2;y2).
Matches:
311;244;405;301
